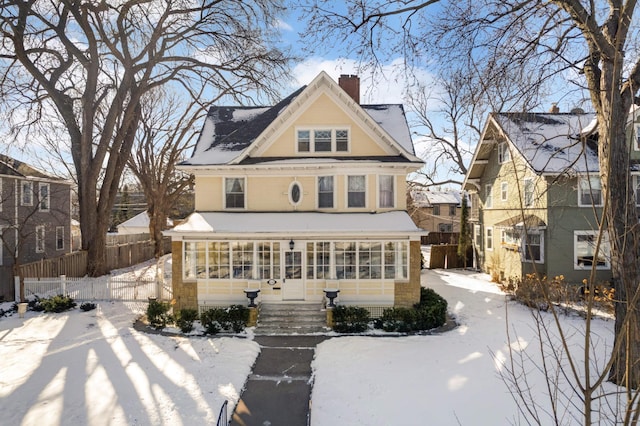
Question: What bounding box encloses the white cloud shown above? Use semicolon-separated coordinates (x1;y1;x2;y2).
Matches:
291;57;438;105
275;19;293;32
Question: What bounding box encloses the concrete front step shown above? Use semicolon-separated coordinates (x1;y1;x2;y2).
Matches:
256;303;330;335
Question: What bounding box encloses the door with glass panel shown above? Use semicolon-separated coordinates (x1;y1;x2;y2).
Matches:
283;250;304;300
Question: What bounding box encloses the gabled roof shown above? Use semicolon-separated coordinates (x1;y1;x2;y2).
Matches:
465;112;598;188
0;154;59;180
411;189;462;207
182;72;420;166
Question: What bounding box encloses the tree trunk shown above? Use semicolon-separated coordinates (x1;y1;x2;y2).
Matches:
148;205;166;259
597;64;640;389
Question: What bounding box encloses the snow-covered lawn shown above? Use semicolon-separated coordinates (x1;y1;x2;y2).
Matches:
0;259;628;425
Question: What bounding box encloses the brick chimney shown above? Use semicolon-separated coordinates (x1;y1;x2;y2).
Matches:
549;103;559;113
339;74;360;104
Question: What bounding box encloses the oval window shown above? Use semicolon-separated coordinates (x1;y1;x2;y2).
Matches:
289;181;302;205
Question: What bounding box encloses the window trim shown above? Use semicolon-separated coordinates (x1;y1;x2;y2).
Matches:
500;182;508;202
56;226;64;251
574;230;610;270
295;127;351;154
498;142;511;164
21;181;33;206
521;229;544;263
377;175;395;208
485;227;493;251
288;180;303;206
224;177;246;210
578;175;603;207
317;176;335;209
523;177;534;207
346;175;367;208
433;205;441;216
39;183;50;212
485;184;493;208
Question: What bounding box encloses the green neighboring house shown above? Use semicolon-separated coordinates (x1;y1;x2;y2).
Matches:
463;107;640;284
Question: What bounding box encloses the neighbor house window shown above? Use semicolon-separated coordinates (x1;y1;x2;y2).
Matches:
485;184;493;208
433;205;440;215
39;183;50;211
498;142;511;163
378;175;394;208
500;182;508;201
438;223;453;232
35;225;45;253
474;225;481;246
318;176;334;208
578;176;602;206
0;178;3;212
524;178;534;207
347;175;366;207
21;181;33;206
449;205;456;216
498;142;511;164
486;227;493;250
56;226;64;250
636;125;640;151
296;128;350;153
633;174;640;206
522;231;543;263
574;231;610;269
225;177;245;209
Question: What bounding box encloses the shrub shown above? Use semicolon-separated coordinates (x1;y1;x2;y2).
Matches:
176;308;199;333
332;305;370;333
378;288;448;332
147;299;173;330
39;295;77;313
380;307;417;332
80;302;97;312
200;305;249;334
27;296;44;312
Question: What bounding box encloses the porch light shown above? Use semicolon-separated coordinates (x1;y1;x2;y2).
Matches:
289;239;295;251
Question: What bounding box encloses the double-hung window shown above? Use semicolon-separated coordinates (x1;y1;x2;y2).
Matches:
39;183;50;212
21;181;33;206
524;178;534;207
578;176;602;206
500;182;508;202
449;205;456;216
56;226;64;250
378;175;394;208
35;225;45;253
522;231;543;263
318;176;334;208
633;174;640;206
498;142;511;163
485;184;493;208
574;231;610;269
485;227;493;251
347;175;366;208
225;177;245;209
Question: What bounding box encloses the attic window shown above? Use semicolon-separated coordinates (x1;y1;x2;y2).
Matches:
296;128;350;153
498;142;510;164
289;181;303;206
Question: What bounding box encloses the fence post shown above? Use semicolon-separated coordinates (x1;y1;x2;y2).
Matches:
14;276;20;302
61;275;66;296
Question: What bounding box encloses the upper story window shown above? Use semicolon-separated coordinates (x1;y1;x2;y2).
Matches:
347;175;366;208
39;183;50;212
500;182;508;201
449;205;456;216
433;205;440;215
21;181;33;206
297;128;350;153
633;175;640;207
524;178;534;207
318;176;334;208
485;184;493;208
225;177;245;209
56;226;64;250
498;142;511;164
578;175;602;207
378;175;394;208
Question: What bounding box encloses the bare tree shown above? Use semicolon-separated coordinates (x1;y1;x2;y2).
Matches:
0;0;291;276
128;88;202;258
300;0;640;391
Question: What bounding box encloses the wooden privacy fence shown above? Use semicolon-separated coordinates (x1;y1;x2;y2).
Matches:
18;237;172;279
16;275;173;302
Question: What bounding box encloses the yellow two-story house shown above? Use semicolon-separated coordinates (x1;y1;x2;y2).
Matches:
167;72;425;312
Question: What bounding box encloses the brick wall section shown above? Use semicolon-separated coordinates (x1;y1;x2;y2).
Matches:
394;241;422;307
171;241;198;311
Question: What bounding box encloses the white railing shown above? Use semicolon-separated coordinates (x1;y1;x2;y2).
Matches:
15;275;173;302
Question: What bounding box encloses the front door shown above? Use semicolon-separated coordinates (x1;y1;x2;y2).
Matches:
283;250;304;300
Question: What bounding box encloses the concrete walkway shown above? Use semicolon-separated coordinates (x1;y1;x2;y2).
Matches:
230;335;328;426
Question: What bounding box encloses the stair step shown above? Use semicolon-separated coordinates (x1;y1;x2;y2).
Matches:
255;303;328;335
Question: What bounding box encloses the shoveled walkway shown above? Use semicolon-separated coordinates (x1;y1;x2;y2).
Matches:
230;335;328;426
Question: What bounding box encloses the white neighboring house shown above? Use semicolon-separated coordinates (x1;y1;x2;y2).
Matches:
117;211;173;235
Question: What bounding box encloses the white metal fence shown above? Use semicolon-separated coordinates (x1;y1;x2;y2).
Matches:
16;275;173;302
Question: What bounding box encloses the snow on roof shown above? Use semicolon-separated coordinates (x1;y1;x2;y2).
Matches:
168;211;424;236
362;104;415;155
117;211;173;233
494;112;599;174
